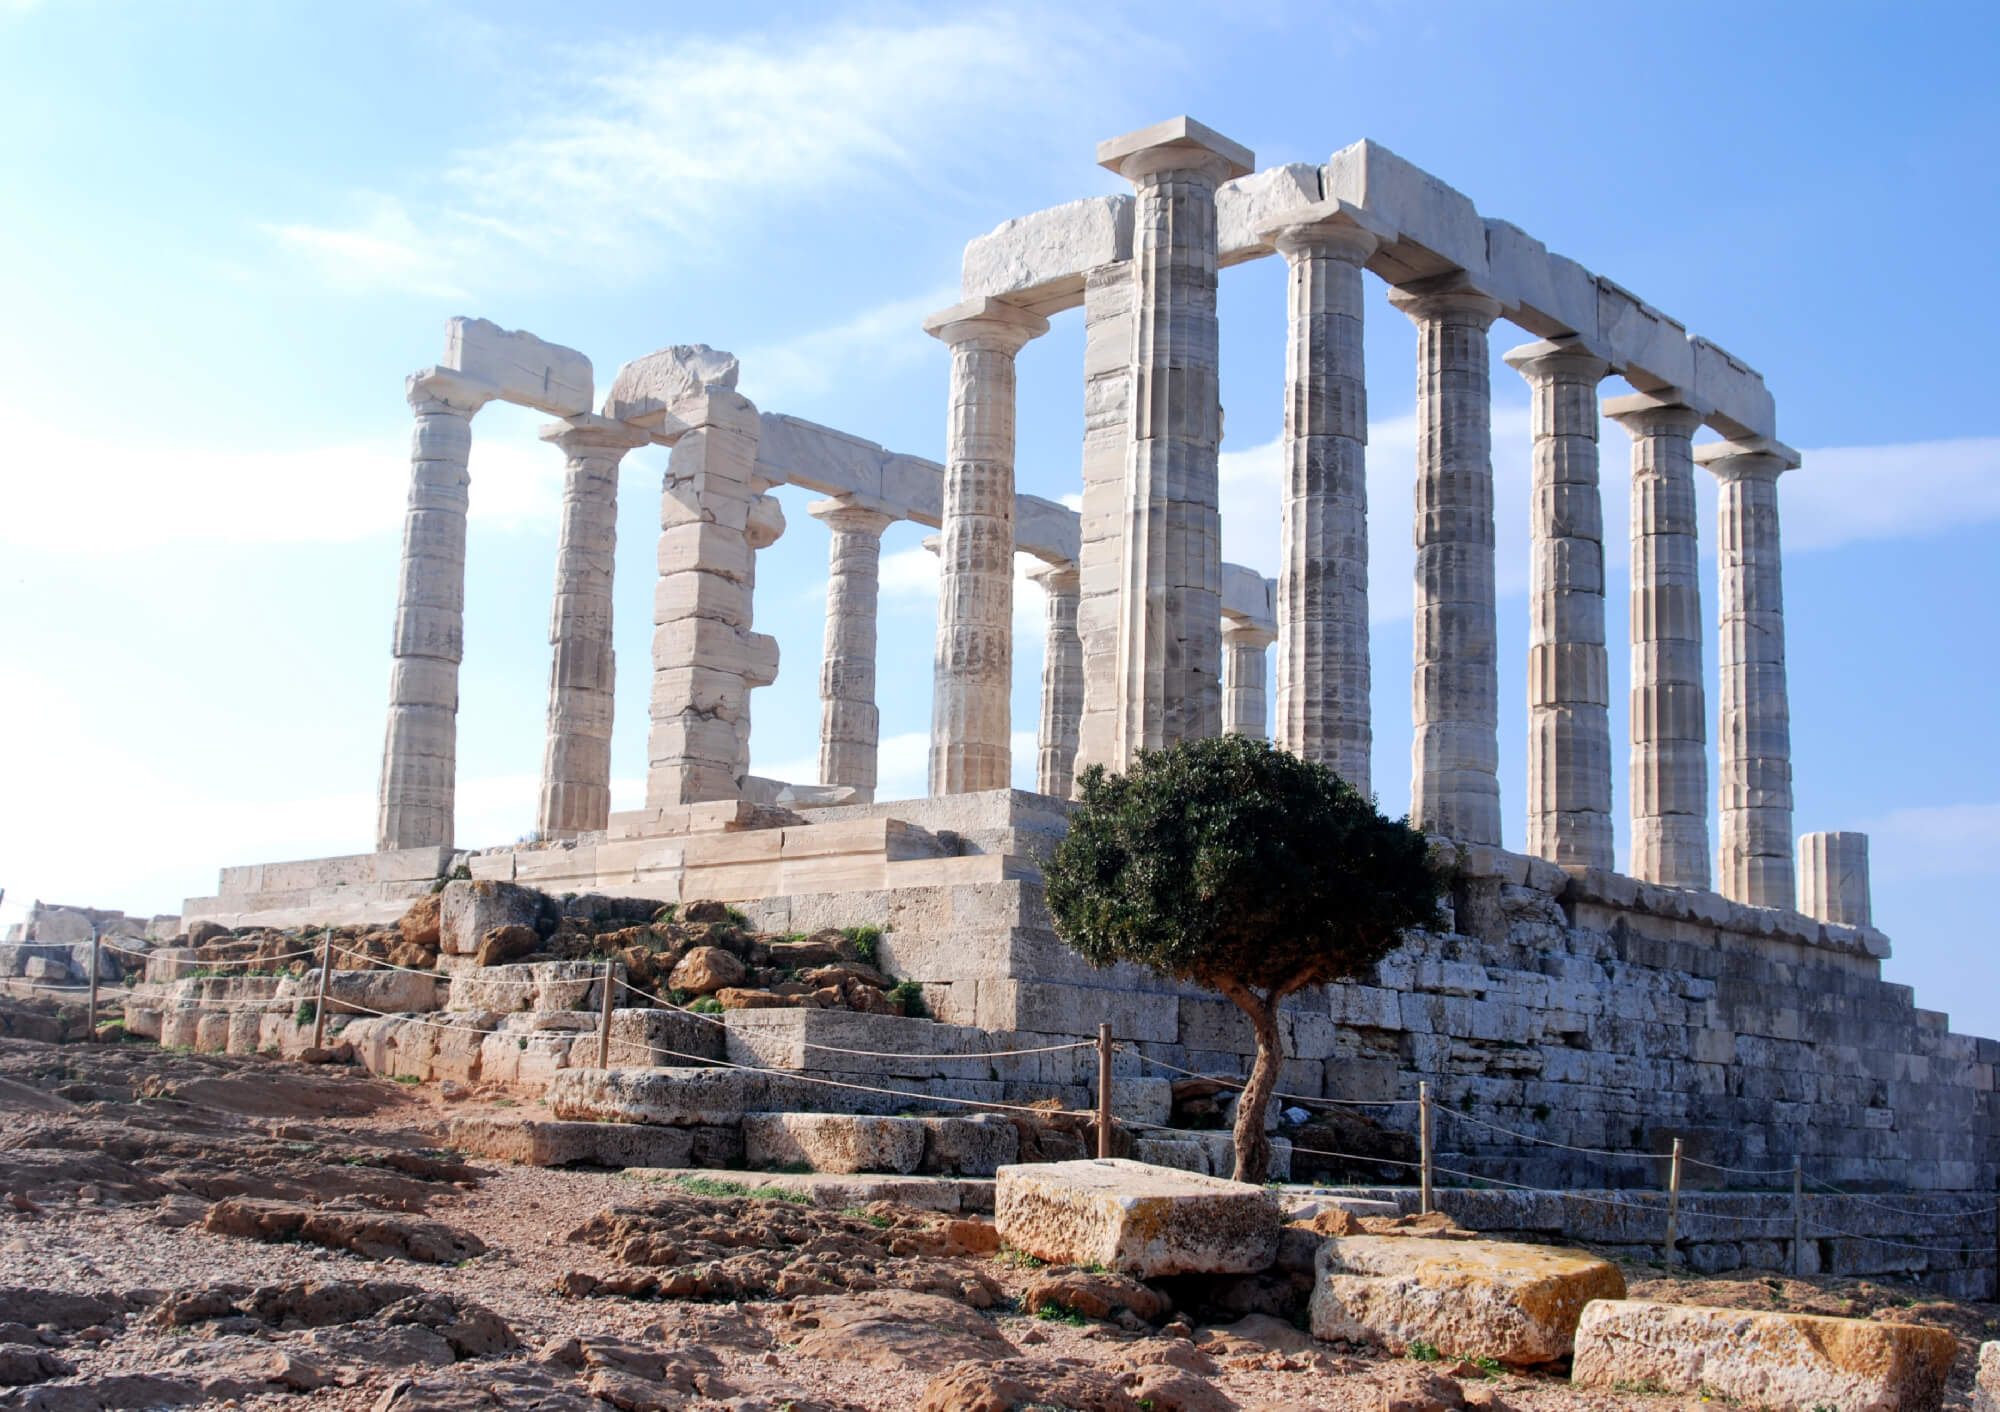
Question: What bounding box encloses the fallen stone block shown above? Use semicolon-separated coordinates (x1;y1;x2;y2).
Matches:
547;1066;763;1126
1310;1235;1624;1366
995;1158;1281;1278
1572;1300;1958;1412
445;1116;696;1169
438;880;545;957
742;1113;924;1174
919;1114;1019;1176
1977;1340;1998;1412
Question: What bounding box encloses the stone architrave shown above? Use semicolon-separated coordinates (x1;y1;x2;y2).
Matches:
1697;439;1801;909
1798;830;1871;927
535;415;647;839
377;367;495;852
1262;201;1383;793
1099;118;1254;764
1507;338;1614;871
1072;261;1133;780
921;297;1049;796
1027;562;1082;799
809;496;897;802
1221;618;1276;740
1389;277;1504;846
1607;393;1711;889
647;387;778;808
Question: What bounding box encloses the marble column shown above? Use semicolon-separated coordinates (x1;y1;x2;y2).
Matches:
1098;118;1253;764
1388;278;1503;846
1028;562;1082;798
810;496;896;802
1072;260;1134;781
1222;618;1276;740
922;297;1048;795
1798;831;1870;927
1697;440;1801;908
377;368;492;852
1265;205;1379;792
1607;394;1710;889
534;416;646;839
1507;339;1614;871
733;490;786;785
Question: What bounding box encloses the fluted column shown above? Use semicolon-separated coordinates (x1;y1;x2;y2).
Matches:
1608;394;1710;889
1389;278;1503;846
377;368;492;851
810;496;896;802
922;297;1048;795
1799;831;1870;926
1698;441;1801;908
1072;261;1134;780
1027;562;1082;798
1222;618;1276;740
1099;118;1253;764
534;416;646;839
1265;205;1379;794
1507;339;1613;870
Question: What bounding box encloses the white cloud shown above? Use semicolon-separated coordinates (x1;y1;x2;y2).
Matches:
1856;802;2000;884
738;287;957;412
1783;437;2000;554
265;11;1139;295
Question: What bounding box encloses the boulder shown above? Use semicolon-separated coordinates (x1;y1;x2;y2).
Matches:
783;1290;1014;1371
679;900;732;925
918;1358;1141;1412
186;920;232;947
742;1113;925;1174
668;946;745;995
717;988;789;1010
398;894;442;947
1571;1300;1958;1412
438;880;544;956
1310;1236;1623;1366
1977;1341;1999;1412
472;924;541;968
995;1158;1281;1278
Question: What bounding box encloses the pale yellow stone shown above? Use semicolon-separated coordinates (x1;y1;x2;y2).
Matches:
995;1158;1280;1278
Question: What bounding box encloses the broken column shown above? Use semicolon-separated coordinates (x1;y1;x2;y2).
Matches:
1608;393;1711;890
377;368;493;852
922;297;1048;795
1798;831;1870;926
810;496;896;803
1028;562;1083;799
535;415;647;838
1262;201;1382;793
1221;617;1276;740
1390;277;1504;846
1507;338;1613;871
1073;260;1134;780
1099;117;1253;763
1697;440;1802;909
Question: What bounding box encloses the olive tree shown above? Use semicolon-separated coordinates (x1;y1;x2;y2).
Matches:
1043;733;1445;1183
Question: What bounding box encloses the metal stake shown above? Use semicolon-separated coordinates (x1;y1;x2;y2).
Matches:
1096;1023;1113;1158
1419;1081;1434;1215
1664;1136;1684;1267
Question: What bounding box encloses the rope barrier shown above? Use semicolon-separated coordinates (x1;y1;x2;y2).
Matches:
0;938;321;969
1803;1176;1995;1219
1116;1046;1422;1109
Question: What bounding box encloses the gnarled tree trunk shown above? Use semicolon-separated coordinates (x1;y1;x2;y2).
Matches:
1217;976;1296;1184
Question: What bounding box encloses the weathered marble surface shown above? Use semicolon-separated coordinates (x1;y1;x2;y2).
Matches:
1027;562;1081;798
996;1157;1280;1277
810;496;896;803
1799;830;1871;927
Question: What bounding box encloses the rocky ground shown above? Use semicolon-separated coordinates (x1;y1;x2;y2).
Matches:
0;1026;1991;1411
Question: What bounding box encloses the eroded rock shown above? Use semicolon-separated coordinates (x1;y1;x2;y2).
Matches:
996;1159;1281;1278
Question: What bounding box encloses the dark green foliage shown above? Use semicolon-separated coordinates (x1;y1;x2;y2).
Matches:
841;924;882;966
886;980;926;1018
1043;734;1443;996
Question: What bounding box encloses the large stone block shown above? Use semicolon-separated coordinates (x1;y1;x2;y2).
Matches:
446;1116;697;1169
960;195;1133;313
742;1113;925;1174
546;1066;763;1126
603;344;738;426
438;880;544;956
994;1158;1281;1278
442;317;591;416
1325;138;1488;283
1571;1300;1958;1412
1310;1236;1624;1367
1976;1340;1998;1412
919;1114;1019;1176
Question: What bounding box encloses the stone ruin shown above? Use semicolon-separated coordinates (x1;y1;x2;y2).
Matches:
84;118;1994;1289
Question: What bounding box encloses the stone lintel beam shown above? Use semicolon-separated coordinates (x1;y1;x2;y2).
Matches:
406;366;499;417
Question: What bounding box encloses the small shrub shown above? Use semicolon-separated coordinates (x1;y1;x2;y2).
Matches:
690;996;723;1015
392;1074;421;1085
671;1175;751;1198
1407;1340;1441;1362
1035;1301;1087;1326
886;981;926;1018
997;1245;1047;1270
516;1037;528;1051
1531;1102;1552;1123
449;864;472;881
841;1206;893;1229
293;1000;317;1028
667;988;695;1007
725;907;749;928
747;1184;811;1204
841;924;881;966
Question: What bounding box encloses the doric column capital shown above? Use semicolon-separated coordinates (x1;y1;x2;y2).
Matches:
922;297;1049;355
1222;616;1277;650
406;367;497;417
1097;115;1253;187
1503;336;1611;385
807;494;897;539
1387;273;1502;330
1027;560;1080;594
539;412;650;455
1696;438;1802;479
1604;391;1707;438
1259;198;1388;265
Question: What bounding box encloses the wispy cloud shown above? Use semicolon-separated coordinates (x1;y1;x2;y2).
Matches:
264;10;1145;295
1858;801;2000;884
1783;437;2000;554
738;288;957;411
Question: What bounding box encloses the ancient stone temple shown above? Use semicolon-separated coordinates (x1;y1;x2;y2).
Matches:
177;119;1996;1238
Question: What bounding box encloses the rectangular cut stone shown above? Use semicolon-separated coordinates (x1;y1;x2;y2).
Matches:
742;1113;926;1174
1326;138;1489;283
1977;1341;1998;1412
1692;337;1777;440
994;1158;1280;1278
1216;162;1323;264
961;195;1134;313
442;317;591;416
1598;280;1694;390
445;1116;695;1169
1572;1301;1958;1411
1311;1237;1625;1367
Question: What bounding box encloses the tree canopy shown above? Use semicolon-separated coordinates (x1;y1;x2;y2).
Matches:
1043;733;1446;1181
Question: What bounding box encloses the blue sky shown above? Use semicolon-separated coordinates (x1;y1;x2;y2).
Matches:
2;1;1996;1035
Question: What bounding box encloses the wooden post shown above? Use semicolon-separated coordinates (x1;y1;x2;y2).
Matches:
1419;1081;1434;1215
597;962;615;1069
1096;1023;1113;1159
1792;1158;1805;1278
1664;1136;1684;1267
87;933;101;1039
310;930;332;1051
